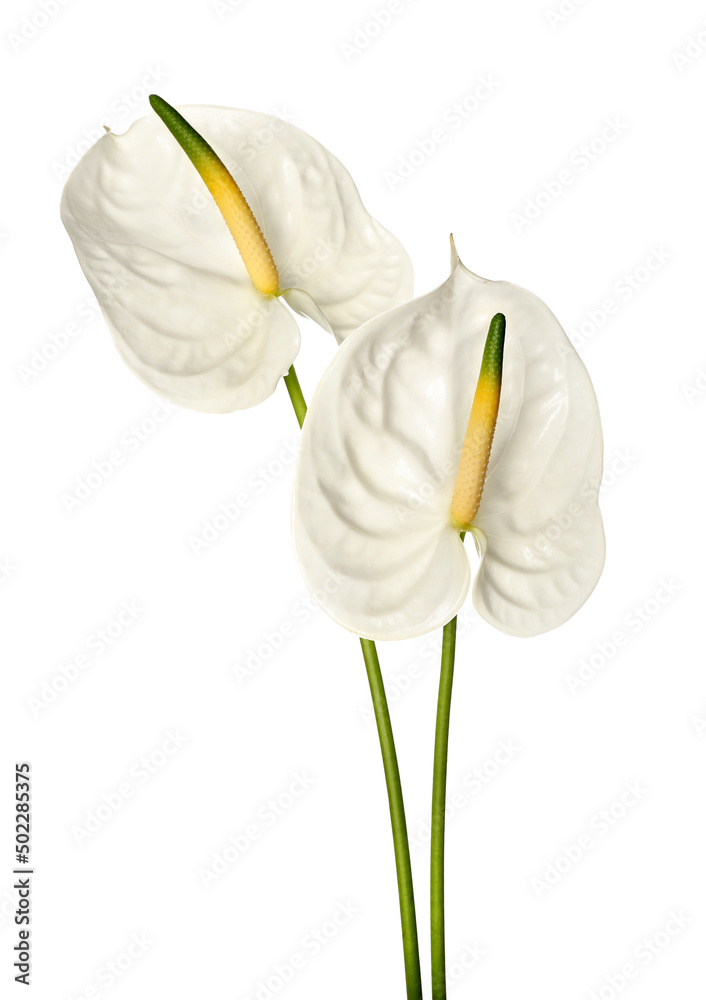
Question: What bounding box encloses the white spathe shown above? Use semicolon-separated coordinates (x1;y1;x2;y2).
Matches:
61;105;413;413
293;252;605;639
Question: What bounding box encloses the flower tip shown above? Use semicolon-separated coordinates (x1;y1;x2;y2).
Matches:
148;94;193;149
449;232;459;267
482;312;506;381
148;95;186;138
149;93;168;114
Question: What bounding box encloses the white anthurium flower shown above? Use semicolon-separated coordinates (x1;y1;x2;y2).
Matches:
293;241;605;639
61;96;413;413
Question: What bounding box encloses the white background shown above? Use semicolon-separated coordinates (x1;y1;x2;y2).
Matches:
2;0;705;998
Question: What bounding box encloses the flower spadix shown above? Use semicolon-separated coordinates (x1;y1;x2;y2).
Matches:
292;246;605;639
61;97;412;412
450;312;505;532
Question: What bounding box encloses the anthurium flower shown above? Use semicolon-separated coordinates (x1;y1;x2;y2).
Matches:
292;244;605;639
61;97;413;412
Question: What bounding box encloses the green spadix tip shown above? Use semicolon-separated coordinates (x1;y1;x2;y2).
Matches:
480;313;506;384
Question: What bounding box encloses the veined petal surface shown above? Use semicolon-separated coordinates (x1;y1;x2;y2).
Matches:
293;257;604;639
61;105;413;410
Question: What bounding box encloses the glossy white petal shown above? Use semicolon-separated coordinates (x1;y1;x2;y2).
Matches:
61;105;413;411
293;256;604;639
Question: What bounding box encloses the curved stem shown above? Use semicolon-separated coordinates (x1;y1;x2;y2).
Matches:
360;639;423;1000
283;367;423;999
430;616;458;1000
283;365;307;429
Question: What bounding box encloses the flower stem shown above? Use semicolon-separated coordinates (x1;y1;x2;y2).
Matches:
360;638;424;1000
430;616;458;1000
283;366;423;999
283;365;307;429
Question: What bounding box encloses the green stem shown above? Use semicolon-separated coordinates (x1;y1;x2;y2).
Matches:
283;366;423;999
283;365;307;429
430;616;458;1000
360;639;423;1000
